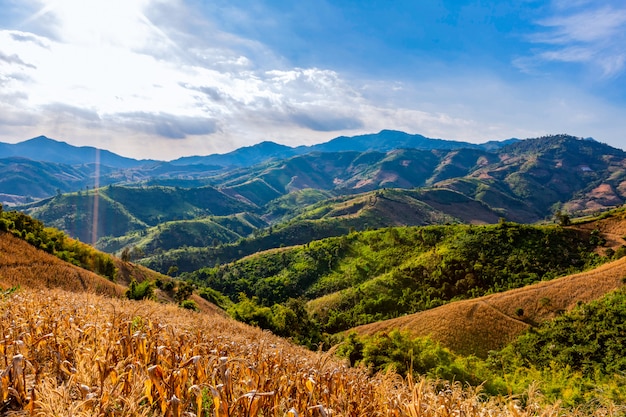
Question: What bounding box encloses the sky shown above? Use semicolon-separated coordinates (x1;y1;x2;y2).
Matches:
0;0;625;160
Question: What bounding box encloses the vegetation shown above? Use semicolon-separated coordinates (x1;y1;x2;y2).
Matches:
0;206;117;280
125;278;155;300
187;222;603;336
0;226;123;297
0;286;616;416
3;201;626;412
337;282;626;407
497;285;626;375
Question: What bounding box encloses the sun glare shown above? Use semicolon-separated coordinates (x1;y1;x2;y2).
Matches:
36;0;151;47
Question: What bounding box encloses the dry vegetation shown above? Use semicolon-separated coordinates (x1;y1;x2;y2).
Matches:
0;287;618;416
353;255;626;356
0;232;124;297
2;214;626;415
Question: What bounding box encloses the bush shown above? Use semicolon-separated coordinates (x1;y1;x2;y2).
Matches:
180;299;199;311
126;279;155;300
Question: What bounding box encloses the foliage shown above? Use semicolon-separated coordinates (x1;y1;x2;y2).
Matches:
179;299;199;311
125;278;155;300
0;209;117;280
174;280;194;303
197;286;233;310
227;294;322;348
188;222;602;334
337;331;502;393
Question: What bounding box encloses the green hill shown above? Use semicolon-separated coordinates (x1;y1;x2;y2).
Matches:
19;184;256;243
185;221;605;338
97;212;267;256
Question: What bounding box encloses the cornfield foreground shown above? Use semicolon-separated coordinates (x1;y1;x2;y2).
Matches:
0;288;619;416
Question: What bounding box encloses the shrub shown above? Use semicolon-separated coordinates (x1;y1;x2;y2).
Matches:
180;299;199;311
126;279;155;300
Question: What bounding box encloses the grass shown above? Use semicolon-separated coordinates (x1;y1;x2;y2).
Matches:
352;254;626;357
0;231;124;297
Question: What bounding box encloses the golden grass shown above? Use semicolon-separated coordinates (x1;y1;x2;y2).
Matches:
0;287;619;416
0;231;124;297
352;255;626;357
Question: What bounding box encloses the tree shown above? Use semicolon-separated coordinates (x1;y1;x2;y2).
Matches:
555;210;571;226
131;246;145;260
174;281;194;302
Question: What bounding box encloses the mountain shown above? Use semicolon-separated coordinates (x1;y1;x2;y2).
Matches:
0;131;613;207
168;130;518;168
308;129;515;153
14;134;626;259
170;140;298;167
0;157;108;201
0;135;151;168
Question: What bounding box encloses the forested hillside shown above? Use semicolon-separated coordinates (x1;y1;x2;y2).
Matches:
182;220;606;347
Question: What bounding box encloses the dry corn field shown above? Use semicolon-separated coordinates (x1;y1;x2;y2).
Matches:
0;288;619;417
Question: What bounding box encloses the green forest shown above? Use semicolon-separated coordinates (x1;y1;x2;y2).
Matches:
185;221;604;338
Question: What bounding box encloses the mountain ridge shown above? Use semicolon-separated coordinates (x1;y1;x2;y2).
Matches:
0;135;154;168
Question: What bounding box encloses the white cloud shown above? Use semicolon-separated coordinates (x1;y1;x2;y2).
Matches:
0;0;624;160
524;3;626;77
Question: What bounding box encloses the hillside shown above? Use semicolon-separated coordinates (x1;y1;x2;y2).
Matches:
1;203;626;411
0;230;124;296
0;215;596;415
20;184;257;243
1;286;602;416
352;255;626;357
346;209;626;356
183;220;607;346
7;134;623;266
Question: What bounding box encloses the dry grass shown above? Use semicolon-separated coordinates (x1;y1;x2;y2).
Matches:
0;287;619;416
352;255;626;357
0;229;620;415
572;211;626;252
0;231;124;297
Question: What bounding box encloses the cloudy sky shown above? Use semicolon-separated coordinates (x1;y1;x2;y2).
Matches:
0;0;625;160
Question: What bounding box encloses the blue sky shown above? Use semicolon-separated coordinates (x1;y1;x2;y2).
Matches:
0;0;624;159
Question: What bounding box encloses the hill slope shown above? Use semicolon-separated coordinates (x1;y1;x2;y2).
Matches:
352;254;626;357
1;285;593;415
0;231;124;296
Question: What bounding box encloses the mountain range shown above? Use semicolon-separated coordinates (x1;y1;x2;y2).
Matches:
1;131;625;264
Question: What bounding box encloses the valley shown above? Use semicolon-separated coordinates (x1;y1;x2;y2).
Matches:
0;131;626;413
